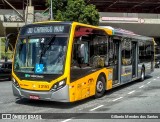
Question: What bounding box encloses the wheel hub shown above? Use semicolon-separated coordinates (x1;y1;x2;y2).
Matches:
97;81;103;92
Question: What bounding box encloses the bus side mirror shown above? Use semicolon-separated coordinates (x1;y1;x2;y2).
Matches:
5;33;16;52
77;44;85;64
5;39;9;52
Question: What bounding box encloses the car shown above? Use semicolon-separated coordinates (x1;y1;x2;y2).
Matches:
0;62;12;80
155;54;160;68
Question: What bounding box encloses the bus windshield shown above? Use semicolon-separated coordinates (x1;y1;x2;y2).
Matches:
14;35;68;74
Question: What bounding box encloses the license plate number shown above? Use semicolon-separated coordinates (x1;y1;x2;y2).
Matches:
29;95;40;100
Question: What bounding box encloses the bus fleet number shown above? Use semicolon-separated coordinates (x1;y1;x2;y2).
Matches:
38;85;49;89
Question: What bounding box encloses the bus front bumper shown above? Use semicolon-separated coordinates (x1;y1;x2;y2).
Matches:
12;83;70;102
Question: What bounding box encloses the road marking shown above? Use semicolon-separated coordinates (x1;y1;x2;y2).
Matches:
112;97;123;102
157;77;159;78
147;81;151;84
139;85;144;88
61;118;74;122
128;90;135;95
89;105;104;111
153;79;156;80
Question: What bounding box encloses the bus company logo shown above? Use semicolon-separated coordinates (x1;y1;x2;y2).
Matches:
25;74;30;78
25;74;44;78
30;75;44;78
2;114;11;119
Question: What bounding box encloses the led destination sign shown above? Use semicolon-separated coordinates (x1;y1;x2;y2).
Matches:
20;24;70;35
27;26;64;34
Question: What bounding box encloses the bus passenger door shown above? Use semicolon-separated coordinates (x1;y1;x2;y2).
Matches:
112;40;121;85
132;42;138;78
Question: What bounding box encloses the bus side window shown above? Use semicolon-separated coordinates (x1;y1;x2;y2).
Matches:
72;25;108;68
89;35;109;68
72;43;79;66
121;39;132;66
139;41;145;63
108;37;114;66
72;38;89;67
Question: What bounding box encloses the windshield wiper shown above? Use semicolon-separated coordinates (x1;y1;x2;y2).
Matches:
39;35;56;63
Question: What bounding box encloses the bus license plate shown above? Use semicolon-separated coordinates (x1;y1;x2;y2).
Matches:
29;95;40;100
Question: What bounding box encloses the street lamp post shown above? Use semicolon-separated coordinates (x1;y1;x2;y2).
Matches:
29;0;32;6
50;0;53;20
0;38;1;60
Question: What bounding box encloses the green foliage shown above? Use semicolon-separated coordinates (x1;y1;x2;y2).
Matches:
46;0;67;19
1;38;5;43
0;38;13;60
46;0;99;25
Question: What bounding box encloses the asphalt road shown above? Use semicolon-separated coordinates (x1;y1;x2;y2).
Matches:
0;69;160;122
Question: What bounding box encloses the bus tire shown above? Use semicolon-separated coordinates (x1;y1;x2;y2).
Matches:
140;68;145;81
95;74;106;98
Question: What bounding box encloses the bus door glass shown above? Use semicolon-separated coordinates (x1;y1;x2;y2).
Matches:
112;39;120;85
132;41;138;78
121;38;132;83
108;37;121;85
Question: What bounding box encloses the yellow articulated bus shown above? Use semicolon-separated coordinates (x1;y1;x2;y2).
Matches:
5;21;154;102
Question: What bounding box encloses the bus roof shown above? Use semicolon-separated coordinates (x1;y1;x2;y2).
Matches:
27;21;113;35
24;21;73;27
26;21;153;41
100;26;153;41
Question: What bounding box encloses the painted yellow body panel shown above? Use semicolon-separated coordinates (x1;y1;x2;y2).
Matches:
69;68;113;102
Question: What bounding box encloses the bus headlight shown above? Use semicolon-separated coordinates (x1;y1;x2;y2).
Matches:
12;78;20;88
50;79;66;92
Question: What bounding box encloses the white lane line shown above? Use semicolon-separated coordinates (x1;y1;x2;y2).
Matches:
147;81;151;84
128;90;135;95
157;77;160;78
139;85;144;88
61;118;74;122
112;97;123;102
89;105;104;111
153;79;156;81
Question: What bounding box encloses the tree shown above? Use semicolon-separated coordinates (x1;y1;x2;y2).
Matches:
46;0;100;25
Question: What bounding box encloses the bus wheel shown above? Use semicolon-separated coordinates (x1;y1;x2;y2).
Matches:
140;68;145;81
95;75;106;98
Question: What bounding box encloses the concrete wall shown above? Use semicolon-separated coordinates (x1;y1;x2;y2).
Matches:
0;9;43;15
99;12;160;19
